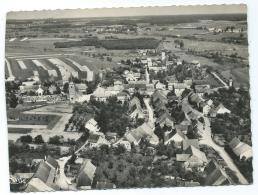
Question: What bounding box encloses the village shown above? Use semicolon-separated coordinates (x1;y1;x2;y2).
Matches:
5;10;252;192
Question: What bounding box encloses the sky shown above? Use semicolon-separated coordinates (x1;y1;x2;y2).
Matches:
7;4;247;20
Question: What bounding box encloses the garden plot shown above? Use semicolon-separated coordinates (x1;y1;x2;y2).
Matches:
39;59;62;80
5;58;15;80
17;60;27;69
32;59;58;77
22;59;50;82
9;59;32;81
48;58;79;82
61;58;87;79
65;58;89;72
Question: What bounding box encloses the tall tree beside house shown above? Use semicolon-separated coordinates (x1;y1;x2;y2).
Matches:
34;135;44;144
8;92;18;108
63;82;69;93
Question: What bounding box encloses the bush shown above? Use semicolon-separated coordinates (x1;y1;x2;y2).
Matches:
34;135;44;144
20;135;33;143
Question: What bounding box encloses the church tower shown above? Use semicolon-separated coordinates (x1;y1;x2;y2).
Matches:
68;82;76;102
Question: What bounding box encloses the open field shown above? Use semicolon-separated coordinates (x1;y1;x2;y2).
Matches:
7;104;81;142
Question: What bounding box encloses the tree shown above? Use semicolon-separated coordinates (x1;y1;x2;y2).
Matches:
34;135;44;144
20;135;33;143
9;93;18;108
56;86;61;94
114;145;126;155
63;82;69;93
48;135;61;145
179;41;184;48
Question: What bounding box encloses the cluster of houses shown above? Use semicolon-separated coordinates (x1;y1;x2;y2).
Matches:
10;154;115;191
24;156;60;192
92;55;210;104
17;76;88;104
188;91;231;118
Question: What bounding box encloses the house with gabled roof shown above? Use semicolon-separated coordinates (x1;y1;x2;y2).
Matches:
128;97;145;119
183;139;199;151
177;145;208;168
45;156;59;170
188;92;204;108
113;139;131;151
25;178;56;192
77;159;96;189
154;81;166;90
156;111;175;129
84;118;100;133
25;156;59;192
229;137;252;160
210;103;231;117
152;90;168;105
175;124;189;135
117;91;130;103
125;123;158;146
164;129;186;147
88;133;110;148
204;160;233;186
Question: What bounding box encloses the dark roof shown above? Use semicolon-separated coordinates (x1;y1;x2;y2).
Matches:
229;137;241;149
183;139;199;150
46;156;58;169
175;124;189;133
204;160;232;186
156;112;174;127
152;90;167;103
88;134;100;143
77;159;96;187
189;93;203;104
34;162;51;183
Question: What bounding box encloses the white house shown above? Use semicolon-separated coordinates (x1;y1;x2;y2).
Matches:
210;103;231;117
36;86;44;96
88;133;110;148
164;129;186;147
229;137;253;160
176;146;208;168
114;140;131;151
85;118;100;132
154;81;166;90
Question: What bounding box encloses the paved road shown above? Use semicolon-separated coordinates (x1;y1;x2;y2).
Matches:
143;98;155;128
182;95;248;184
200;138;248;184
199;116;249;185
56;156;71;190
211;72;229;88
56;140;88;190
